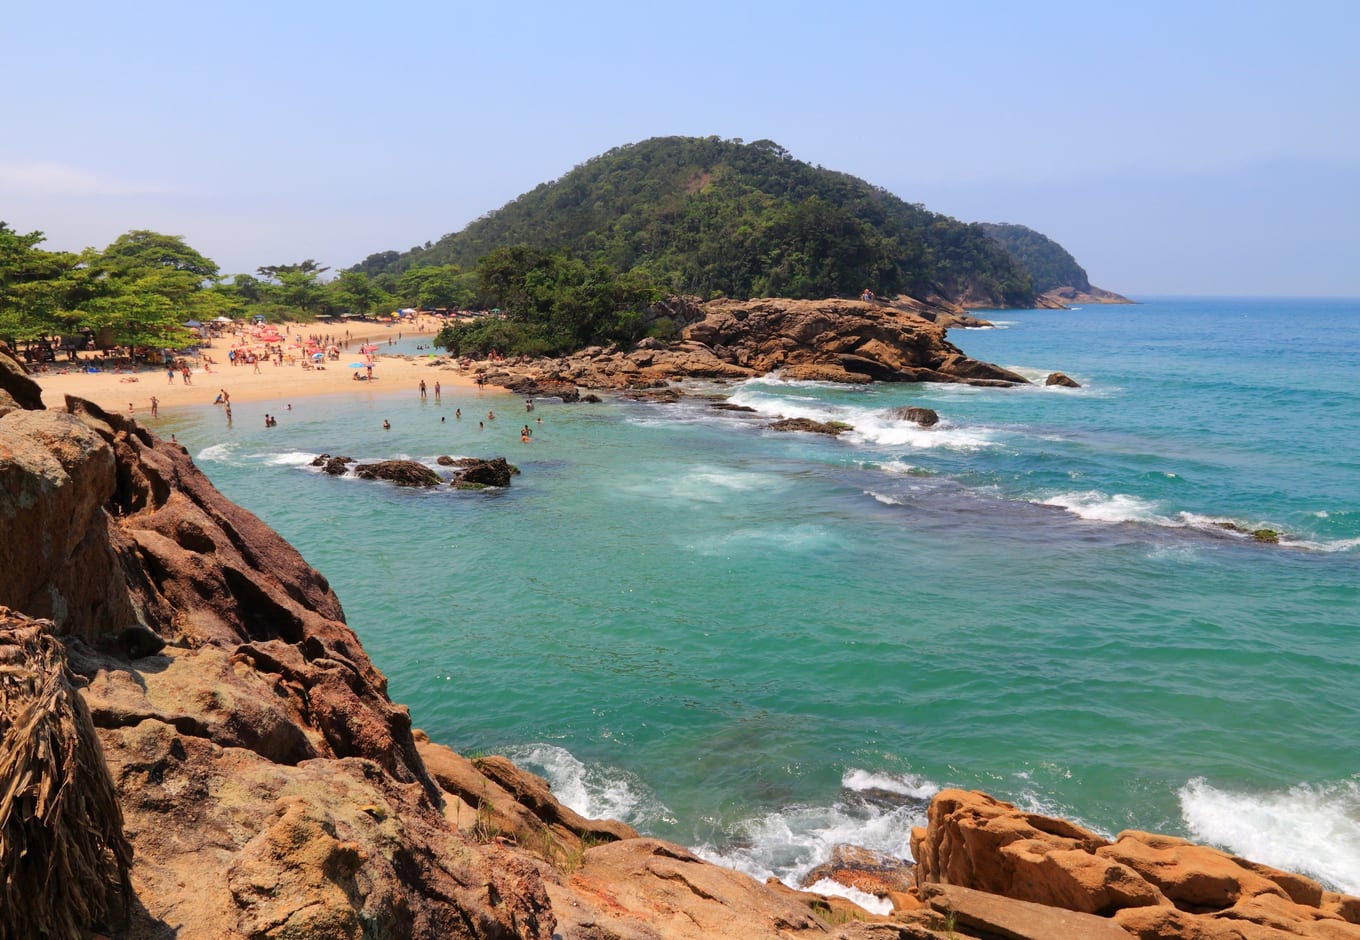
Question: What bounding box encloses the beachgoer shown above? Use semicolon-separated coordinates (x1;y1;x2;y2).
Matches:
434;382;441;402
167;365;175;384
383;419;390;429
419;379;427;399
455;408;461;419
487;410;495;421
150;396;159;417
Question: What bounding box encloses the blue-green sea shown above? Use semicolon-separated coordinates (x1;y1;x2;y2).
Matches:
163;297;1360;906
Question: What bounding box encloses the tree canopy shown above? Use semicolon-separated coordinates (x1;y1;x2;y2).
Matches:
978;223;1092;294
353;136;1036;307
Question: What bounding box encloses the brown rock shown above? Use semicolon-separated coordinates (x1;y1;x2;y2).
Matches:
352;459;441;486
921;883;1132;940
801;844;915;898
451;456;516;488
0;342;46;410
1045;371;1081;388
891;406;939;427
768;417;851;435
1097;832;1290;910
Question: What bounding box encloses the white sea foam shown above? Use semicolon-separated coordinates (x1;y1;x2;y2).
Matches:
691;768;934;914
847;413;999;451
1179;777;1360;895
196;442;237;464
1037;490;1173;526
262;450;321;468
801;879;894;915
866;490;905;506
502;743;674;829
842;768;941;801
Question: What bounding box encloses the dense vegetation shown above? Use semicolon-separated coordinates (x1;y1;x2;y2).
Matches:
353;136;1037;307
978;223;1092;294
0;223;660;362
434;246;664;357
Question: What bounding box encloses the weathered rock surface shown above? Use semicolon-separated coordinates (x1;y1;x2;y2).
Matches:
353;458;442;487
1045;371;1082;388
451;456;517;488
310;453;355;475
475;296;1029;395
891;406;940;427
3;343;1357;940
911;789;1360;939
768;417;851;435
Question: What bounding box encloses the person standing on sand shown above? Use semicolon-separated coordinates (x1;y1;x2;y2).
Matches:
181;365;192;385
150;396;159;417
167;365;175;384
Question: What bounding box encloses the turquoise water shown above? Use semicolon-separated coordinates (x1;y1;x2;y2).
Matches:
166;297;1360;902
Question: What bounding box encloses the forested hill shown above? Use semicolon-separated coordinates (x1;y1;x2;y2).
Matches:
352;136;1042;307
978;223;1092;294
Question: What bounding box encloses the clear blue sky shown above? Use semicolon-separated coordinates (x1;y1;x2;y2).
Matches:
4;0;1357;296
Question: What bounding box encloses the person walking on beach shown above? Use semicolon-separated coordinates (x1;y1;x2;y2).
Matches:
167;365;175;384
181;365;192;385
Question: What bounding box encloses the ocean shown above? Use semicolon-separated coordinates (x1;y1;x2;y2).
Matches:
165;297;1360;908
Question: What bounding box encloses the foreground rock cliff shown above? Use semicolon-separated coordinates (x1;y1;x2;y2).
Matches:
2;342;1357;939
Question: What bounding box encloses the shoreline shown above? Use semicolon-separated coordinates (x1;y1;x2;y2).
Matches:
31;320;495;414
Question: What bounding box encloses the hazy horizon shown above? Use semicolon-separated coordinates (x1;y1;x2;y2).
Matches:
5;1;1357;298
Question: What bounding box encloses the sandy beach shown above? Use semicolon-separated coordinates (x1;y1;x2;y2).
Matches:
31;317;490;415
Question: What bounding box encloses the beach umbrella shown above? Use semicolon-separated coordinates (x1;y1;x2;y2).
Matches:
184;320;202;328
360;344;379;353
214;316;234;323
311;352;324;360
348;363;368;368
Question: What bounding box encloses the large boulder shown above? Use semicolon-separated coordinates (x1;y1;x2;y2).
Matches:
353;459;441;487
451;457;517;488
891;406;939;427
912;789;1360;938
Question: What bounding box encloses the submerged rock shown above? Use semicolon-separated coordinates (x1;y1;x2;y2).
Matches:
1045;371;1081;388
768;417;851;436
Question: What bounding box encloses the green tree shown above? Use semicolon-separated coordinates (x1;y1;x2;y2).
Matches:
0;224;87;342
101;230;221;281
330;270;383;316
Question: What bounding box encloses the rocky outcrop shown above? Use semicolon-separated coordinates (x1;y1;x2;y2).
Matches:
910;789;1360;939
1045;371;1081;388
891;407;940;427
353;458;442;487
450;457;517;488
1040;285;1135;306
475;297;1029;395
3;343;1357;940
768;417;851;436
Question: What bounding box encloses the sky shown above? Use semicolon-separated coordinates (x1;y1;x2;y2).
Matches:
3;0;1357;297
